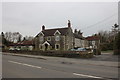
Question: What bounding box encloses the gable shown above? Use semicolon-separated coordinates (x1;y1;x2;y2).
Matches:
39;32;44;36
54;30;61;35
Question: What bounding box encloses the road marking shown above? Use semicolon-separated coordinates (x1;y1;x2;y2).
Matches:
8;60;42;69
8;61;103;79
73;73;102;79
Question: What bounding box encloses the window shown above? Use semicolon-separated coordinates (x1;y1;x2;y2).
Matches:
55;44;60;50
55;35;60;41
47;37;51;41
92;41;95;46
40;36;43;42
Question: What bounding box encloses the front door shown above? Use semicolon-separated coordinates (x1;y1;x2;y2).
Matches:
45;43;48;50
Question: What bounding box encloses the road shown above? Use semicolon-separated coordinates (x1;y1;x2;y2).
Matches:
2;53;119;79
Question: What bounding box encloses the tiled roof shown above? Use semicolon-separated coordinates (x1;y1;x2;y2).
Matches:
85;36;100;40
74;33;84;39
9;40;35;46
36;27;69;37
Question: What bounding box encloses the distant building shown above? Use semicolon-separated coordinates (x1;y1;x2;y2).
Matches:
9;40;35;50
85;35;100;49
35;20;74;51
73;30;85;48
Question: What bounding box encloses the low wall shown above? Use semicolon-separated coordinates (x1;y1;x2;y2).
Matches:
2;50;94;58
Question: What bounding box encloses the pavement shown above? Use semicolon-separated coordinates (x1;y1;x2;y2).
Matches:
2;52;119;79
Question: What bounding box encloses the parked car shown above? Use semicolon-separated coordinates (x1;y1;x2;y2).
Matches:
9;47;20;51
15;48;20;51
76;48;86;51
9;48;15;50
70;48;77;51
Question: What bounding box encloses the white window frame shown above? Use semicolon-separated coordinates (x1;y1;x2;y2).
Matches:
55;44;60;50
55;35;60;41
47;37;51;41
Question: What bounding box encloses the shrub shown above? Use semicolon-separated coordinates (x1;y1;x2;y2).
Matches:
100;43;113;51
2;50;94;58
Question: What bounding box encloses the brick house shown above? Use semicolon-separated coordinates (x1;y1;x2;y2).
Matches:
35;20;74;51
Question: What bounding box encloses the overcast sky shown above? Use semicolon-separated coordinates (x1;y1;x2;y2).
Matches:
2;2;118;37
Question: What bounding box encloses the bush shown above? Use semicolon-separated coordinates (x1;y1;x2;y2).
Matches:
2;50;94;58
100;43;113;51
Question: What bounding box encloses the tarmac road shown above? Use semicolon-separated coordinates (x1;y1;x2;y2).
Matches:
2;53;119;79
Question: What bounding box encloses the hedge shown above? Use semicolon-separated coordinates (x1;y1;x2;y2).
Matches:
2;50;93;58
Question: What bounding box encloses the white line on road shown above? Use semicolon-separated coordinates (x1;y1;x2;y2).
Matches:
8;60;103;79
73;73;103;79
8;60;42;69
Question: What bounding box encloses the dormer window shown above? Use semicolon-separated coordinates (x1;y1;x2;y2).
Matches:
55;35;60;41
54;30;61;35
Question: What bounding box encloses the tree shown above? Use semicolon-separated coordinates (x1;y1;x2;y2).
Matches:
111;23;119;40
1;32;11;47
24;36;34;41
4;32;22;43
98;30;110;43
113;23;120;55
114;31;120;55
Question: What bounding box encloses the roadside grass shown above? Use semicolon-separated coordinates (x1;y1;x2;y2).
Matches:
101;50;113;53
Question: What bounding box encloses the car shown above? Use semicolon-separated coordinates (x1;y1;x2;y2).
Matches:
70;48;76;51
76;48;86;51
15;48;20;51
9;48;15;50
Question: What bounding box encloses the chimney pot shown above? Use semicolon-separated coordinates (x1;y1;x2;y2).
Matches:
42;25;45;31
68;20;71;27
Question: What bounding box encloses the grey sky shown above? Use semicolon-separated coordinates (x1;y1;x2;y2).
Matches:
2;2;118;37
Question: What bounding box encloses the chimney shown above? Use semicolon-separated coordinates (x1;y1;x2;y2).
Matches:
42;25;45;31
68;20;71;27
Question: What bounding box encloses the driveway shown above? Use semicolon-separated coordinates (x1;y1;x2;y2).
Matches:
89;52;118;62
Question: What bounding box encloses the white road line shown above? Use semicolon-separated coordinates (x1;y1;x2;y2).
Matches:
8;60;103;79
8;60;42;69
73;73;102;79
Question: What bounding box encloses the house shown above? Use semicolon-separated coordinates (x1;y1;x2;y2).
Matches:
85;35;100;49
9;40;35;50
73;30;85;48
35;20;74;51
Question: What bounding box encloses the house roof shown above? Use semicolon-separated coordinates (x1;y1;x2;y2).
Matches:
9;40;35;46
74;33;84;39
85;36;100;41
36;27;69;37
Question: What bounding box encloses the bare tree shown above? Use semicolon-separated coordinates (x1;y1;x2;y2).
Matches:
24;36;34;41
4;32;22;43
